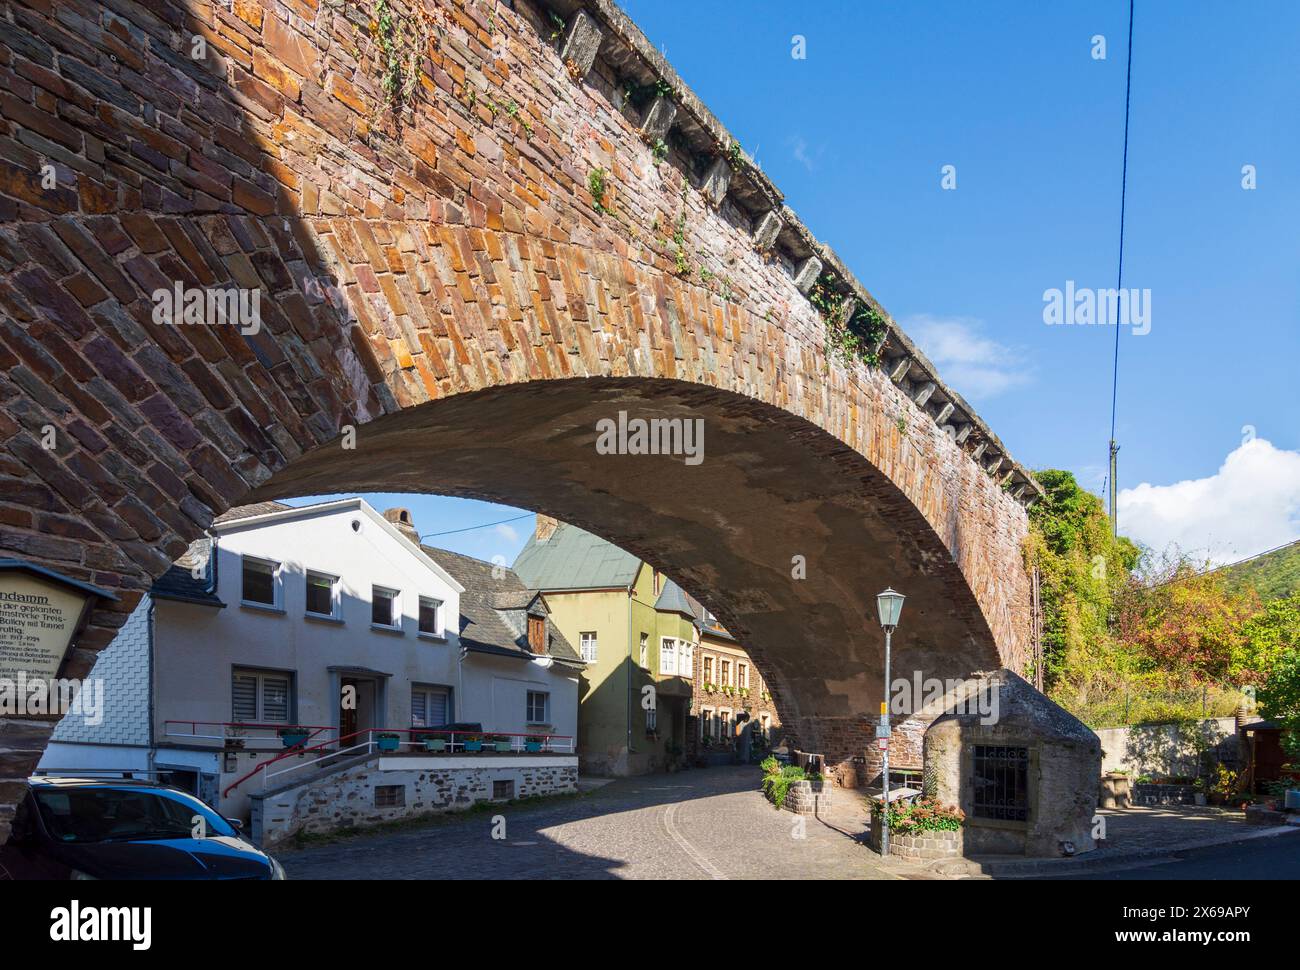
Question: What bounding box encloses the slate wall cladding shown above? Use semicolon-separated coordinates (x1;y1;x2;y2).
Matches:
50;592;152;747
0;0;1034;823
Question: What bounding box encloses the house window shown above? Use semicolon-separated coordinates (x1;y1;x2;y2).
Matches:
418;596;443;637
761;714;771;740
660;638;677;676
375;785;405;808
703;656;713;684
232;668;292;723
371;586;400;629
241;556;278;608
972;745;1030;822
681;640;693;679
305;570;337;618
719;710;731;739
639;633;648;668
492;779;515;800
720;659;731;687
700;708;713;738
528;615;546;653
580;631;598;663
526;691;549;724
653;569;662;595
411;685;450;728
738;663;748;689
645;706;657;732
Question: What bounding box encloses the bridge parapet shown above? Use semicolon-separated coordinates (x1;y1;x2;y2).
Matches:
548;0;1042;506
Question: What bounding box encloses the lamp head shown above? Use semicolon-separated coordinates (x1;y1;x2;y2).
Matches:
876;588;905;631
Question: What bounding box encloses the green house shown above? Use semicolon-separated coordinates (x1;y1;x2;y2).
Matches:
513;517;699;775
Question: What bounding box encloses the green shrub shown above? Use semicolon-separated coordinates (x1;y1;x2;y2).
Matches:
761;765;805;809
884;797;964;835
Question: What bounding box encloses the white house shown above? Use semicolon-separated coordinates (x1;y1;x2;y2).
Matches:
42;499;582;824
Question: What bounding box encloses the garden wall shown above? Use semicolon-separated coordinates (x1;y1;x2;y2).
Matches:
250;753;578;849
1096;718;1239;779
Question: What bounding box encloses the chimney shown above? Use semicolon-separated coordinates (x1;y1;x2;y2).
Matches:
535;514;559;542
383;507;420;546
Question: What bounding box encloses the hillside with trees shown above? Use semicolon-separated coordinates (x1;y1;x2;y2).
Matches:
1024;470;1300;733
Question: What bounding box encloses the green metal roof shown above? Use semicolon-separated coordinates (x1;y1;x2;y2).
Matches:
512;521;641;591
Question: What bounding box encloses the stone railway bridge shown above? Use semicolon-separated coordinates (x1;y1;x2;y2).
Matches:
0;0;1043;825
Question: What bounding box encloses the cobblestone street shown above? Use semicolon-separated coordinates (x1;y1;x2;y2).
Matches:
279;766;898;880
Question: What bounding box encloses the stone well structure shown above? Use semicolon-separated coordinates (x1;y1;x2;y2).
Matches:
923;670;1102;857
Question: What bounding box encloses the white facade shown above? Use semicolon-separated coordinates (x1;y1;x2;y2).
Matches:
47;499;581;817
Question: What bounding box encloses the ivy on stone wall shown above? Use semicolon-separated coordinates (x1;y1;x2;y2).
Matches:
809;274;888;369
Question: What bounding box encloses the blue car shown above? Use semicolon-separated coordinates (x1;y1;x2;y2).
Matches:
0;776;286;880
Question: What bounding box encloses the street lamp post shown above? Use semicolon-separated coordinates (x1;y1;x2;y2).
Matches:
875;587;905;858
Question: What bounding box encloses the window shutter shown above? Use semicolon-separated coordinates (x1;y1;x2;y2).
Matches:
262;675;290;722
411;689;427;727
428;689;448;726
232;674;257;721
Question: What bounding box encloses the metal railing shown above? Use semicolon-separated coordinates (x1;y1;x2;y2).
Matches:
222;727;575;798
164;720;335;748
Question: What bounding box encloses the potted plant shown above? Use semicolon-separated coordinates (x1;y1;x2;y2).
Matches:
278;726;310;749
418;734;447;753
525;735;545;752
462;734;483;752
374;732;401;752
1193;777;1208;806
492;734;512;753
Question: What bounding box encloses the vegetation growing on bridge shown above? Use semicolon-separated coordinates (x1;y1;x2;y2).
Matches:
808;274;889;369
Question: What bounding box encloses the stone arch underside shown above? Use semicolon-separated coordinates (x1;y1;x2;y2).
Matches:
0;0;1033;798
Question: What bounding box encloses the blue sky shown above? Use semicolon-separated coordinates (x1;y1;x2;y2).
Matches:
296;1;1300;566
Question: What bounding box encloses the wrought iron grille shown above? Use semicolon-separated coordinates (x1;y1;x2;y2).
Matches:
971;745;1029;821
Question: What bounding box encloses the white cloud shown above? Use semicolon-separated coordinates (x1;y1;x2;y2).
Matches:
1118;438;1300;565
902;314;1030;400
494;523;519;544
788;135;821;173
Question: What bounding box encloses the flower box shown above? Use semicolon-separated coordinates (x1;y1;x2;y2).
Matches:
375;733;401;752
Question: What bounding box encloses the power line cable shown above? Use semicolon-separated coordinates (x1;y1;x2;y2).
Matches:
1108;0;1136;532
421;511;533;539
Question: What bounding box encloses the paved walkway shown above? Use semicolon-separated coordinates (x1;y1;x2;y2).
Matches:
278;766;897;880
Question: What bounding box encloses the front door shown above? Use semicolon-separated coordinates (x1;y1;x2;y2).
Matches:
340;677;359;746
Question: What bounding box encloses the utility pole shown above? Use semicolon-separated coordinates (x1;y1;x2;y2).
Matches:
1108;439;1120;537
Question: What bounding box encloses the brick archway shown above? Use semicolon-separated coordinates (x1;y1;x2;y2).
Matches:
0;0;1037;806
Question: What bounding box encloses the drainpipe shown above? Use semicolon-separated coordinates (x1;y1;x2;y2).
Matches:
626;586;633;761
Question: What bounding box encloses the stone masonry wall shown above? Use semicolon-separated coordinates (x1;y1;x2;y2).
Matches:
0;0;1034;831
251;754;578;850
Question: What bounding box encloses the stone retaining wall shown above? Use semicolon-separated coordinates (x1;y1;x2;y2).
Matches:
250;754;577;849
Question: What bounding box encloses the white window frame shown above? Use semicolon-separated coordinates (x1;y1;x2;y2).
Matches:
526;690;549;725
681;639;694;679
720;709;732;738
702;655;713;685
639;633;649;669
738;663;748;689
371;584;402;631
418;596;444;639
720;658;731;687
700;707;714;739
232;668;293;724
304;569;339;620
579;632;598;664
660;637;677;676
645;705;657;732
240;555;281;611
